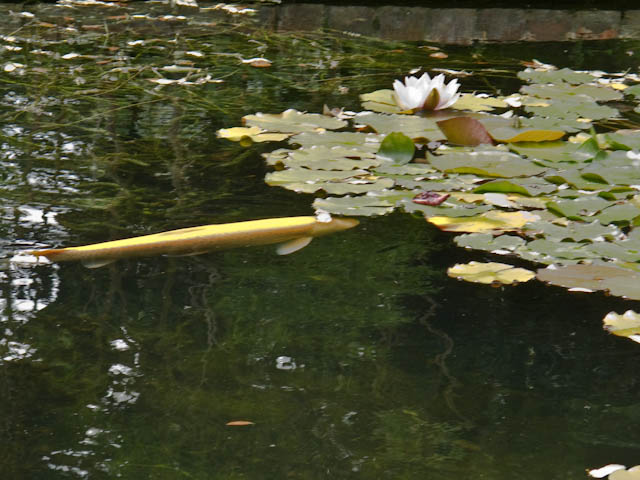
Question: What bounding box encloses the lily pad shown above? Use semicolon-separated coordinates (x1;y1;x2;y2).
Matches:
517;67;596;85
313;195;396;216
244;109;347;133
525;96;619;122
354;112;441;139
604;130;640;151
472;179;533;196
509;141;591;165
537;263;640;300
603;311;640;343
546;196;614;220
359;89;403;114
451;94;508;112
524;220;621;242
428;210;540;234
290;131;382;151
447;261;535;285
429;150;546;178
521;83;623;102
488;127;564;143
377;132;415;165
264;146;380;170
217;126;291;143
454;233;526;253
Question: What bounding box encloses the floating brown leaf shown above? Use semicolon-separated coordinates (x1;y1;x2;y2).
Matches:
436;117;494;146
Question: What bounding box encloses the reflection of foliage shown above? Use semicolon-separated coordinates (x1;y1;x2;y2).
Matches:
372;409;465;478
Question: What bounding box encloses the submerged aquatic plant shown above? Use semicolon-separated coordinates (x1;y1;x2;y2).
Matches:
392;73;460;111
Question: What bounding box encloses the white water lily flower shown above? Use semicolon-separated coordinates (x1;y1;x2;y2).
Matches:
393;73;460;111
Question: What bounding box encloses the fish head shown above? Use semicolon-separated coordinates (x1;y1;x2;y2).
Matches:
310;217;359;237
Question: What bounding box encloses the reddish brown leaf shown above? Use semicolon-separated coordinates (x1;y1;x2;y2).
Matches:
413;192;450;206
436;117;495;146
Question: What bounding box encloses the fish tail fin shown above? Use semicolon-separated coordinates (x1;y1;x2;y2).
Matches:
27;249;67;260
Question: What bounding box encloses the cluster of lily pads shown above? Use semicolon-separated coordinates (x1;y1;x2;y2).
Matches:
218;62;640;337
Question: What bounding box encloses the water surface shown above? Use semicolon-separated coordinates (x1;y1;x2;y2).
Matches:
1;2;640;479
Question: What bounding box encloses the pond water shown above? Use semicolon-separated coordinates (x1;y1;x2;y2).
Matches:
2;2;640;479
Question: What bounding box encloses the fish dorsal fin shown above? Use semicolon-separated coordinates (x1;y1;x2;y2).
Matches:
82;258;116;268
276;236;312;255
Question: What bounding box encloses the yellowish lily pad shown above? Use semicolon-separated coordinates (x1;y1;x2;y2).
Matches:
447;261;535;285
217;126;291;143
427;210;539;233
603;310;640;343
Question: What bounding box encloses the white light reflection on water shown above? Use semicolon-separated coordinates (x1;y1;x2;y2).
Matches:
45;327;142;476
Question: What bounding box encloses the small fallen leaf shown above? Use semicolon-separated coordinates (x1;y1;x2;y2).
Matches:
430;52;448;59
242;57;272;68
226;420;255;426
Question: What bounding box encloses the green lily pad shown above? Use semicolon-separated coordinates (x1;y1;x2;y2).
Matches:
521;83;623;102
521;238;596;261
451;94;508;112
447;261;535;285
398;197;493;218
524;220;621;242
264;146;380;170
525;96;619;121
586;241;640;263
517;67;596;85
265;168;395;194
360;89;403;114
354;112;441;139
429;150;546;178
290;131;382;150
454;233;526;253
472;179;532;196
244;109;347;133
537;263;640;300
626;85;640;98
520;116;588;133
604;130;640;151
544;168;615;191
373;162;437;176
378;132;415;165
546;196;613;220
509;141;590;165
313;195;396;216
596;203;640;226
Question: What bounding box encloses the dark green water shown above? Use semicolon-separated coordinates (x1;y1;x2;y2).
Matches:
1;2;640;479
